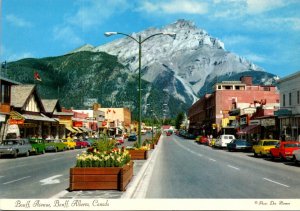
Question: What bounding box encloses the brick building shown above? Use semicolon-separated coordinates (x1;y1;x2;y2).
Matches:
188;76;280;137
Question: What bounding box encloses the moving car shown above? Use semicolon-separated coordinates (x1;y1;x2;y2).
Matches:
128;134;137;142
252;139;279;157
214;134;235;148
0;139;33;158
269;141;300;161
227;139;253;152
293;149;300;165
199;136;208;145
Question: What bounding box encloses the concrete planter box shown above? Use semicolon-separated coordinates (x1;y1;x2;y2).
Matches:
128;149;148;160
69;161;133;191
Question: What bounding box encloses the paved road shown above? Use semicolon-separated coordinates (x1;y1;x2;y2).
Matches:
146;134;300;198
0;134;151;199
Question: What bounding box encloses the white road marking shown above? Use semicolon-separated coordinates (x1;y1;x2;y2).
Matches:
174;140;203;157
227;165;240;170
40;175;63;185
263;178;290;188
209;158;216;162
3;176;31;185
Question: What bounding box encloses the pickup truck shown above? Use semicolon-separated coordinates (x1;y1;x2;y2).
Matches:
0;139;33;158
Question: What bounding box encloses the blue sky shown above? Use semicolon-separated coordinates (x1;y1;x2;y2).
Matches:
1;0;299;77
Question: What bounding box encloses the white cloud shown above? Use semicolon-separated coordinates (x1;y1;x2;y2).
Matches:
139;0;209;14
246;0;286;14
6;14;33;27
53;26;83;46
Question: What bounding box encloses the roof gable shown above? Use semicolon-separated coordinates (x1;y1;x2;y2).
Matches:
42;99;61;113
11;84;45;112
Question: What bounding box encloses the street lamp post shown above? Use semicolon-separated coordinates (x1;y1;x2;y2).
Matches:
104;31;176;147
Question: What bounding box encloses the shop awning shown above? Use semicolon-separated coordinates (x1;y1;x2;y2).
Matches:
73;127;83;133
66;126;77;133
237;125;260;135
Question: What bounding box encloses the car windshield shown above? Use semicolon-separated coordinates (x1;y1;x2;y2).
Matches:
3;140;19;145
263;141;278;146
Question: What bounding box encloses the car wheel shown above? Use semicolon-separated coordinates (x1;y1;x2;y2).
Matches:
270;153;275;160
25;151;29;157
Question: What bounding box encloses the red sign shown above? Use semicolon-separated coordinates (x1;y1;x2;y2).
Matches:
9;119;24;125
102;121;107;126
73;121;83;127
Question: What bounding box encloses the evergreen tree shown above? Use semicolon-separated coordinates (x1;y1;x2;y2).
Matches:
175;112;184;129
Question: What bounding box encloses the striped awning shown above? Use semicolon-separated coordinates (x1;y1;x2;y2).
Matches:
65;126;77;133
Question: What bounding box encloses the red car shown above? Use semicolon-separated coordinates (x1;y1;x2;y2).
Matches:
269;141;300;161
199;136;208;145
75;139;88;149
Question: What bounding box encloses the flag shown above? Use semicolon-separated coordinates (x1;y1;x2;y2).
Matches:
34;71;42;81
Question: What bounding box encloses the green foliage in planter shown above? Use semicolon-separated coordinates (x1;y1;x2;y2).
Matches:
91;136;116;152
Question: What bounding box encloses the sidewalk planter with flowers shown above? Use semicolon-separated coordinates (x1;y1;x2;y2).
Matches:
69;145;133;191
127;144;149;160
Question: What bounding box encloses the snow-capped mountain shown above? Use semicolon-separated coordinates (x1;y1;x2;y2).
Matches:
71;19;271;106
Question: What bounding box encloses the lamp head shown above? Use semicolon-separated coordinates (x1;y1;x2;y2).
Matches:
163;32;176;39
104;32;118;37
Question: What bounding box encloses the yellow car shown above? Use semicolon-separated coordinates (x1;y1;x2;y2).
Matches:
252;139;279;157
62;138;76;150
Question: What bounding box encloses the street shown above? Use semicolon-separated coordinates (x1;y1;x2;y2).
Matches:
146;134;300;198
0;134;152;199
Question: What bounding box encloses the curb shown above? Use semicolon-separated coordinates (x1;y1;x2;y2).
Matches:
121;135;163;198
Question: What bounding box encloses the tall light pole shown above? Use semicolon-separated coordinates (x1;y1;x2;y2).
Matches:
104;31;176;147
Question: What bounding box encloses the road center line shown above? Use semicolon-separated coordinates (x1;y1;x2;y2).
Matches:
209;158;216;162
227;165;240;170
3;176;31;185
174;139;202;157
263;178;290;188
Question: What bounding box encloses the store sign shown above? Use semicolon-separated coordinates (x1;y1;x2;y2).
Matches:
261;118;275;127
9;111;25;125
73;121;83;127
8;119;24;125
249;120;261;125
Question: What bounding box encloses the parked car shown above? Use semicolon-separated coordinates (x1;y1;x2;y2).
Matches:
44;139;67;152
227;139;253;152
292;149;300;165
128;134;137;142
269;141;300;161
214;134;235;148
62;139;76;150
29;138;46;154
199;136;208;145
75;139;88;149
0;139;33;158
115;135;124;145
252;139;279;157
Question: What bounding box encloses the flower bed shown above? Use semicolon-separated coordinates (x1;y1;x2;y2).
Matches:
69;146;133;191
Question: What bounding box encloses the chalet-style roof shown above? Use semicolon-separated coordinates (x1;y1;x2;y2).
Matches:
42;99;60;113
0;76;21;85
11;84;45;112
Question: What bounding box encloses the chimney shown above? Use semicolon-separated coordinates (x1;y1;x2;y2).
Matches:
240;76;253;86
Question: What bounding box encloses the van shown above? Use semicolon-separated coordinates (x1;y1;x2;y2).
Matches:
214;134;235;148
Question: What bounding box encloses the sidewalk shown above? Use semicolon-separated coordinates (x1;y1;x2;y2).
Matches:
59;142;159;199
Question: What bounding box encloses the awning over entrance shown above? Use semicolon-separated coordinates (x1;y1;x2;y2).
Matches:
237;125;260;135
66;126;77;133
73;127;83;133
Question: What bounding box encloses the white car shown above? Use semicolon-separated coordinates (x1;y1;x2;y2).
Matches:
214;134;235;148
292;149;300;165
